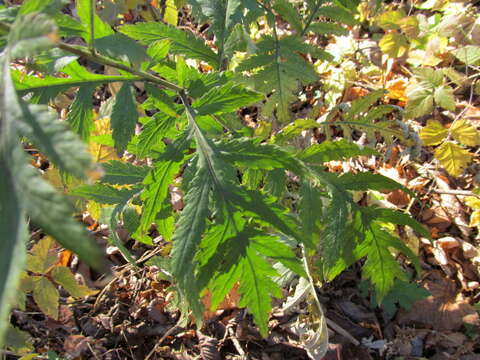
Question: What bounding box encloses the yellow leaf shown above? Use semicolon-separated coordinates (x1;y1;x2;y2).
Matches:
379;33;409;58
386;78;408;102
450;119;480;147
32;277;59;319
465;196;480;209
470;210;480;227
420;120;448;146
164;0;178;26
88;117;120;163
26;237;57;274
434;141;472;177
51;266;98;297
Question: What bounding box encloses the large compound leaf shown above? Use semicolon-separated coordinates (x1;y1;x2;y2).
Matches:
76;0;113;45
67;85;94;141
119;22;219;68
298;139;379;164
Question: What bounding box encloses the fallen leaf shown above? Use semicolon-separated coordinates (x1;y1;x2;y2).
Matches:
398;271;479;330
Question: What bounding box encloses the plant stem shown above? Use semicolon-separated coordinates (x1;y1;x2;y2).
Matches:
89;0;96;54
0;20;183;93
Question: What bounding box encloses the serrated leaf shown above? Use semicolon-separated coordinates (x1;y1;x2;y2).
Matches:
26;236;57;274
376;9;405;30
13;61;139;103
8;12;58;58
71;184;139;204
238;246;282;336
309;22;347;35
119;22;219;68
299;180;323;248
137;113;178;158
217;138;306;175
298;140;379;164
137;136;188;238
51;266;97;297
316;5;358;26
189;0;242;65
405;88;433;119
76;0;113;45
434;85;455;111
273;0;303;33
101;160;149;185
67;85;94;141
434;141;472;177
336;172;415;197
379;32;408;58
345;89;386;121
420;119;448;146
356;225;408;301
369;207;430;239
1;55;101;270
453;45;480;66
32;277;58;319
110;83;138;154
95;33;150;65
193;82;263;116
380;280;429;316
450;119;480;147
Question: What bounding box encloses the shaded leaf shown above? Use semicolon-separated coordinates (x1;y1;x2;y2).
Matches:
32;276;58;319
51;266;97;297
110;83;138;154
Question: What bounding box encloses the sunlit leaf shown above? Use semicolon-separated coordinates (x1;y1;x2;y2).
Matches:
434;141;472;177
420;120;448;146
450;119;480;147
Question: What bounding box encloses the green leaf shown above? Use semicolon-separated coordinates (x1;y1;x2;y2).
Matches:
336;172;415;197
356;224;408;301
171;165;211;316
299;180;323;248
189;0;242;66
95;33;150;65
15;104;92;178
453;45;480;66
321;190;352;277
0;156;27;348
380;280;429;316
110;83;138;154
13;61;139;103
8;12;58;58
434;85;455;111
405;88;433;119
298;140;379;164
345;89;386;121
67;86;94;141
32;276;58;319
238;246;282;336
273;0;303;33
218;138;307;175
51;266;97;297
368;207;430;239
316;5;358;26
137;113;179;158
136;136;189;238
101;161;149;185
119;22;219;68
76;0;113;45
309;22;348;35
26;236;57;274
193;82;263;116
71;184;139;204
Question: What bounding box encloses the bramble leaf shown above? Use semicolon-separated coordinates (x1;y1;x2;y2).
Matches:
434;141;472;177
420;120;448;146
51;266;97;297
450;119;480;147
32;276;58;319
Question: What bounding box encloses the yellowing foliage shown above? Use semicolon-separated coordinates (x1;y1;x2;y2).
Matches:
434;142;472;177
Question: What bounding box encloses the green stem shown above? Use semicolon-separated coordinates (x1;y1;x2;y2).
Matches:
301;0;323;36
89;0;96;54
0;20;183;93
